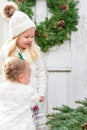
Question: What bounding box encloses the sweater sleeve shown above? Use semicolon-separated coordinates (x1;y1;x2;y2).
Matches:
35;45;47;97
28;87;39;108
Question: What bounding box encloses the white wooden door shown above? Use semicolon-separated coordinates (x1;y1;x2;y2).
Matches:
35;0;87;113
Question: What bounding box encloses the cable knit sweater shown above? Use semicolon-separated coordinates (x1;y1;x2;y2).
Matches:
0;81;39;130
0;44;46;97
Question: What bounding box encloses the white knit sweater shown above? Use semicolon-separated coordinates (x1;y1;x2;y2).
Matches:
0;44;46;97
0;81;39;130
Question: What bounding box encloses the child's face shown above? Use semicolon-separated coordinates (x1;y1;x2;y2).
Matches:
16;28;35;50
18;64;31;85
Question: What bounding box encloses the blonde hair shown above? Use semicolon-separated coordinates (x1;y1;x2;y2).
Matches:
3;57;29;81
6;37;39;63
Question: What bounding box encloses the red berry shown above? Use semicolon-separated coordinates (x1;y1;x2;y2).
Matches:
61;5;67;10
35;31;39;36
18;0;24;2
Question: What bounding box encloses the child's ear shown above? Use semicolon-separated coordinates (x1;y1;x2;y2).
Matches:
18;73;24;81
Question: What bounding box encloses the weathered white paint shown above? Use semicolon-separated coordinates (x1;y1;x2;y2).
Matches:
0;0;8;46
48;71;71;112
36;0;47;23
0;0;87;115
46;51;72;71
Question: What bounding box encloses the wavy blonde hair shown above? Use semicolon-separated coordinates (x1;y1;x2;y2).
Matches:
5;37;39;63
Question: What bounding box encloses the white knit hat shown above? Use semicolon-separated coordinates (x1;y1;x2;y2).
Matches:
9;11;36;38
2;2;36;39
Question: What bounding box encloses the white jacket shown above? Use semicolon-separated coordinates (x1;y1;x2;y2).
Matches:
0;81;39;130
0;44;46;97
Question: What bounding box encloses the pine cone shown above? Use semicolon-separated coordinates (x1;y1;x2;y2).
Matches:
56;20;65;28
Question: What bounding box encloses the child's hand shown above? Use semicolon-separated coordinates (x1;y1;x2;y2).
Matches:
39;96;44;102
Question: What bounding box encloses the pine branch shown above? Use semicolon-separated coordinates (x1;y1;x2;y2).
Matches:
53;105;74;113
75;98;87;106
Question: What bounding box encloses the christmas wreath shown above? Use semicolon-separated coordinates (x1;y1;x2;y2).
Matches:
8;0;79;52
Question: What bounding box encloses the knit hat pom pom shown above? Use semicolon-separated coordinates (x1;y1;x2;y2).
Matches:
2;2;18;20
